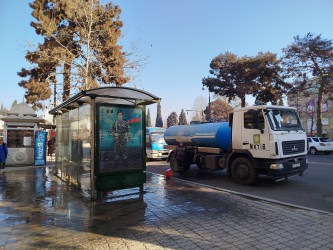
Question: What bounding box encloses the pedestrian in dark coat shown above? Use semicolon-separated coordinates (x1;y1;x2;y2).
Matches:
47;140;53;156
0;137;8;169
175;142;186;170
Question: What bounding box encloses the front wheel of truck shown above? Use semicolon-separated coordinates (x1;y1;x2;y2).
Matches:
231;157;257;185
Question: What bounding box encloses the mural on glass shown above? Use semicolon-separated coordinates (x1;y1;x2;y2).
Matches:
99;106;143;173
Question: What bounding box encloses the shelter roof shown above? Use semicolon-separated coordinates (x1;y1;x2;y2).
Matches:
49;87;161;114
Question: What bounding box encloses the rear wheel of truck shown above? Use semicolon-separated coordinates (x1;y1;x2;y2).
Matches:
231;157;257;185
195;157;204;169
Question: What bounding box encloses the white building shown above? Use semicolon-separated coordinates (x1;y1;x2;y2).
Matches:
0;102;45;165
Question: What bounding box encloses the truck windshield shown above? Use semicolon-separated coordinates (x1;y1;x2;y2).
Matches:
266;109;304;131
150;132;166;144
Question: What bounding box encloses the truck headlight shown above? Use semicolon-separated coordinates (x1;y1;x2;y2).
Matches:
270;163;284;169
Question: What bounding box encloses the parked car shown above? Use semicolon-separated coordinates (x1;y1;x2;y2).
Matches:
307;137;333;155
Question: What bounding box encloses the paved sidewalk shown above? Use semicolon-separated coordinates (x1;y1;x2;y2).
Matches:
0;165;332;249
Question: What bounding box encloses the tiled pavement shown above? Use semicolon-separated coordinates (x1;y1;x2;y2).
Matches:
0;165;332;249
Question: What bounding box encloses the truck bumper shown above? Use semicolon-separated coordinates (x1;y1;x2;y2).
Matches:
264;156;308;180
148;150;170;160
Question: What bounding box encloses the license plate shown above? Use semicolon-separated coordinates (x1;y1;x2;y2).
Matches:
292;163;301;168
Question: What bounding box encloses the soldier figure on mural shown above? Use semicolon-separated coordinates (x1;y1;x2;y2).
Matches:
108;110;130;160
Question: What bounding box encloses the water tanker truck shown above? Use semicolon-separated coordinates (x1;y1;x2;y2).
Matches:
164;105;308;185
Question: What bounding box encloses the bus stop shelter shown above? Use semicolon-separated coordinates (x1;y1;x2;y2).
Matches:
49;87;160;199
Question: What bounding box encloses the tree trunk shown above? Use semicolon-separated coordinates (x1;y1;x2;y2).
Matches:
63;62;71;101
310;113;314;137
316;85;324;137
241;96;246;107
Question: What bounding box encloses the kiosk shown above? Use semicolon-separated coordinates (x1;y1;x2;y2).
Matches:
49;87;160;199
0;102;46;166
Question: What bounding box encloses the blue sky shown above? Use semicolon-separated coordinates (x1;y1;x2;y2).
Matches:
0;0;332;123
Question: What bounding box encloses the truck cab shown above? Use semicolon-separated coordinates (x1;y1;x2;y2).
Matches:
146;127;170;160
229;105;308;184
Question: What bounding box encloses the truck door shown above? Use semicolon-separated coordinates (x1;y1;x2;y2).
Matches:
241;109;270;158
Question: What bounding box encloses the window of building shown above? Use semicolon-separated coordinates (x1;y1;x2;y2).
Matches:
6;129;35;148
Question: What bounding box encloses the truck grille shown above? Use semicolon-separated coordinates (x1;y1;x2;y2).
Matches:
282;140;305;155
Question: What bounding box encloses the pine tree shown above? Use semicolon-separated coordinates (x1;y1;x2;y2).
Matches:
167;112;178;128
282;33;333;136
202;52;289;107
18;0;131;108
178;108;188;125
11;100;18;108
0;104;8;115
155;103;163;127
146;108;152;127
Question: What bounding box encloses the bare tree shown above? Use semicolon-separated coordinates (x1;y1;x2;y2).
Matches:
190;95;207;122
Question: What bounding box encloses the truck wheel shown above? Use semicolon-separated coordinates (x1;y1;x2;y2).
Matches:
231;157;257;185
195;157;204;169
309;147;317;155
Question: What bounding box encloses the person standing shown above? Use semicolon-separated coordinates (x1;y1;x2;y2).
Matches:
47;140;52;156
0;137;8;169
108;110;130;160
175;141;186;171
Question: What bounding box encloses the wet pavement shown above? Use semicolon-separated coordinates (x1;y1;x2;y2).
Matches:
0;165;332;249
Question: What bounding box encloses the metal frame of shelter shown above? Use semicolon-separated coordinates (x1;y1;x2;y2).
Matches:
49;87;160;200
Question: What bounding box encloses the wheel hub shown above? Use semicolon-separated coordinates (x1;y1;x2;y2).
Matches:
236;164;249;178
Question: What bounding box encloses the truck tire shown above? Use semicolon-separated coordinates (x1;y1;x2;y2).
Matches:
231;157;257;185
195;157;204;169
